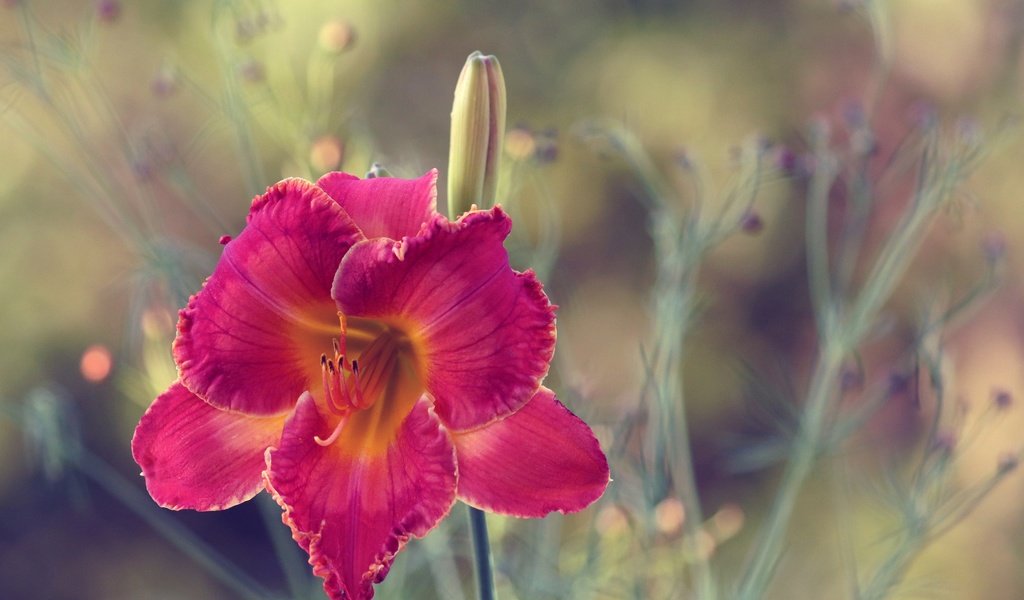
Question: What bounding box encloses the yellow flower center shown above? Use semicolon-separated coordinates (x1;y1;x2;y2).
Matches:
314;314;423;456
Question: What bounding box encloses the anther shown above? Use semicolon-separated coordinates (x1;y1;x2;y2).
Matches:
346;360;366;408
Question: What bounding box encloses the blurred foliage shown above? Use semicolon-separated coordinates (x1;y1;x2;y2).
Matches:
3;0;1024;599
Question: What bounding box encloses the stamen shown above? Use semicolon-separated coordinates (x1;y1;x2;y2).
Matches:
350;360;366;408
314;413;349;446
320;356;347;416
336;355;353;407
315;321;410;419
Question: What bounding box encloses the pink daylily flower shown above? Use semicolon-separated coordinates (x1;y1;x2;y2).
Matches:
131;170;610;599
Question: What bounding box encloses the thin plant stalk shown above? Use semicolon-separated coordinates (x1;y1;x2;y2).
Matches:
468;505;497;600
74;448;277;600
737;125;981;599
610;127;717;600
736;343;846;599
257;493;312;599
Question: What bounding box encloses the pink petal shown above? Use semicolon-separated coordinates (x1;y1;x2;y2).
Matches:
175;178;363;415
131;382;287;511
453;387;609;517
316;169;439;240
334;208;557;431
266;393;457;600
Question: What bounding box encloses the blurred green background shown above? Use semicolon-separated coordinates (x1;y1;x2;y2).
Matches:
3;0;1024;598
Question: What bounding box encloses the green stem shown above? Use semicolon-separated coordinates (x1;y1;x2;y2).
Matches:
737;343;846;599
467;505;497;600
613;125;716;599
257;494;311;599
76;450;277;600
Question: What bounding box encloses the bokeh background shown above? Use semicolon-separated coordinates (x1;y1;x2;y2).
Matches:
3;0;1024;598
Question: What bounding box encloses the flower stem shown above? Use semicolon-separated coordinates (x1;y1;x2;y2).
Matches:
467;505;497;600
736;343;845;599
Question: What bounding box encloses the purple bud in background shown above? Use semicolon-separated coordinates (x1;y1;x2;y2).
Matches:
151;67;178;98
998;453;1019;474
96;0;121;23
982;231;1007;265
992;388;1013;411
740;210;764;235
239;59;265;84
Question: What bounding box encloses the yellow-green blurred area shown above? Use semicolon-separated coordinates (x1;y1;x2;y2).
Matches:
3;0;1024;598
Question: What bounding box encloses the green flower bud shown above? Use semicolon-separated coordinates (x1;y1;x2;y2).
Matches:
447;51;506;217
365;162;392;179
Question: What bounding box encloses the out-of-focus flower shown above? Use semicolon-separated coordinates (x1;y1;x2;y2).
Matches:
596;504;630;536
318;19;356;54
309;135;344;173
448;51;506;216
654;497;685;534
132;172;609;599
80;345;113;383
709;503;745;542
505;126;536;161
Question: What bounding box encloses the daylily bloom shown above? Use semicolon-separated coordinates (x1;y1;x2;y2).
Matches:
131;170;610;599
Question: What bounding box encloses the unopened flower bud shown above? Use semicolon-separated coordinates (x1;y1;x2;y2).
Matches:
151;66;177;98
534;128;559;164
773;146;797;174
447;51;506;217
888;371;911;396
982;231;1007;265
740;210;764;234
998;452;1019;474
840;99;865;129
992;388;1013;411
96;0;121;23
365;163;392;179
840;364;864;392
932;430;957;456
238;59;265;84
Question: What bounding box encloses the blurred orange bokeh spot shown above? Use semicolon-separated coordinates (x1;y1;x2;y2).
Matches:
80;344;113;383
